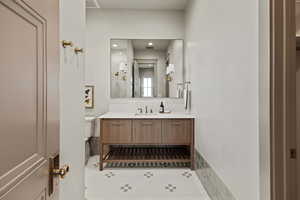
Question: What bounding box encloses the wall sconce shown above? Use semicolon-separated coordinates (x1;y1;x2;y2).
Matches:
166;64;175;81
113;62;128;81
166;75;172;81
119;62;128;73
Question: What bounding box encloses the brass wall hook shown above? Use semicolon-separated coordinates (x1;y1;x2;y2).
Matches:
74;47;84;54
62;40;73;48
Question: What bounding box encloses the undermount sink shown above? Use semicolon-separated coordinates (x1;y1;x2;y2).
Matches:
134;112;173;116
134;113;158;116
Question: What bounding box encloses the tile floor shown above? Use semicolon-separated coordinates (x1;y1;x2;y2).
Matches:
85;156;211;200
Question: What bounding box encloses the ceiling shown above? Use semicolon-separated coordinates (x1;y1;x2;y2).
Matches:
111;39;171;51
86;0;101;8
110;40;128;50
132;40;170;51
86;0;188;10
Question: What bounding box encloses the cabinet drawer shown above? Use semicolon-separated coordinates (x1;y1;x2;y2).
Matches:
102;120;132;143
162;119;192;144
133;120;161;144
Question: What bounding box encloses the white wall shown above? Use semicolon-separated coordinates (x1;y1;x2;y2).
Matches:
185;0;259;200
110;40;134;98
167;40;184;97
259;0;270;199
111;48;131;98
59;0;85;199
85;9;185;116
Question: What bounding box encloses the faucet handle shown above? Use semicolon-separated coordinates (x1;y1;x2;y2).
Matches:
137;108;143;114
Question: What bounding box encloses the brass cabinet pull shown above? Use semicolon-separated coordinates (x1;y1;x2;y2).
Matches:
141;122;153;126
62;40;73;48
74;47;84;54
52;165;70;179
171;122;182;126
111;123;122;126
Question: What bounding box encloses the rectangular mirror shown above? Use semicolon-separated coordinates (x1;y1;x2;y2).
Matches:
110;39;184;98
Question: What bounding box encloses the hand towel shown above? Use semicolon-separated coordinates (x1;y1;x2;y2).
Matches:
184;88;188;110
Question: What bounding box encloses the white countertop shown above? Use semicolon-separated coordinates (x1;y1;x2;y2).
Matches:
97;112;196;119
85;116;96;121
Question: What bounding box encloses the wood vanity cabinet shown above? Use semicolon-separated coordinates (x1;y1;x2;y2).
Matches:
133;120;161;144
102;120;132;143
162;119;192;144
100;118;194;170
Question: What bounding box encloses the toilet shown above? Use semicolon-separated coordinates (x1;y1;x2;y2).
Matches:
85;116;96;165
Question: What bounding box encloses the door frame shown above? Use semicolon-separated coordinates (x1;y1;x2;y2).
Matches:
270;0;298;199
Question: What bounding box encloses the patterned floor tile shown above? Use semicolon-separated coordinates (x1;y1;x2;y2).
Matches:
120;184;132;192
104;171;115;178
144;171;154;178
165;184;177;192
85;156;211;200
182;171;193;178
93;162;99;168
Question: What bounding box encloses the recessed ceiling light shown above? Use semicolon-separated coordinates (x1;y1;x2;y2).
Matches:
148;42;153;46
113;44;118;47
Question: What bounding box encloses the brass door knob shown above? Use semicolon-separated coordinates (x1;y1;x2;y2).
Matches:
52;165;70;179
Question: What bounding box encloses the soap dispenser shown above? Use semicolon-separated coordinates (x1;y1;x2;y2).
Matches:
159;102;165;113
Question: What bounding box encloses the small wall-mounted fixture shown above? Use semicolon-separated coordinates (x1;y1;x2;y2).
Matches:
166;74;173;81
113;71;127;81
113;62;128;81
166;64;175;81
114;72;120;77
121;76;127;81
62;40;73;48
119;62;128;73
74;47;84;54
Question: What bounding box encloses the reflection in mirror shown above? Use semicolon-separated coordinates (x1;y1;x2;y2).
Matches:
110;39;184;98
